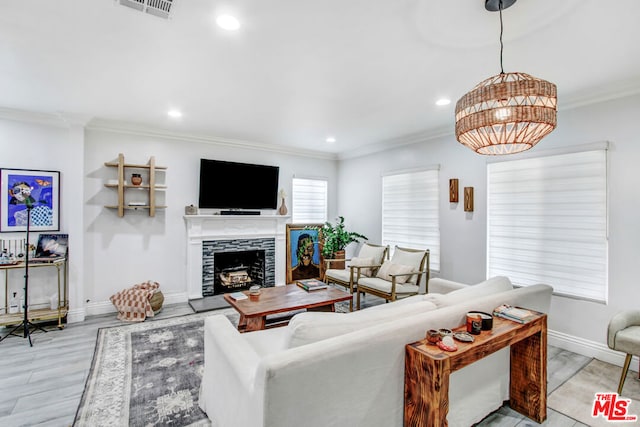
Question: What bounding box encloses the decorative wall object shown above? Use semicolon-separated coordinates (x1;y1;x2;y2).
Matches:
449;179;459;203
286;223;322;284
0;169;60;232
464;187;474;212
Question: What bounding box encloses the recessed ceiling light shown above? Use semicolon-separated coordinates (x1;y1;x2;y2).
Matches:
216;15;240;31
436;98;451;106
326;137;336;144
168;109;182;118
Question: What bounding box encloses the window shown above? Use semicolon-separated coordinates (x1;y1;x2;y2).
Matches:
292;177;328;224
381;168;440;271
487;148;608;302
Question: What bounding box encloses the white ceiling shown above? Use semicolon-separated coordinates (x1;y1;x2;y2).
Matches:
2;0;640;156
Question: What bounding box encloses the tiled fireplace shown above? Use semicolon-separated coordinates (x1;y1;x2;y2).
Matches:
184;215;289;300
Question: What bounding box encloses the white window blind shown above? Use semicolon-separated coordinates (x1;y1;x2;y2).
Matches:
292;178;328;224
381;169;440;270
487;149;608;302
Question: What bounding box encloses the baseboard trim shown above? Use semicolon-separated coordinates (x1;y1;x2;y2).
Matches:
84;292;189;317
67;308;86;323
549;328;638;371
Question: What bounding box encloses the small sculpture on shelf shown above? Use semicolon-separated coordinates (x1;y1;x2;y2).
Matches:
131;173;142;186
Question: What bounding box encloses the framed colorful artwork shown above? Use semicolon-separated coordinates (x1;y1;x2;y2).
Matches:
286;223;323;284
0;169;60;232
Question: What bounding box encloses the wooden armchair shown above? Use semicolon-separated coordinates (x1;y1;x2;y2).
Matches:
324;243;389;311
356;246;430;310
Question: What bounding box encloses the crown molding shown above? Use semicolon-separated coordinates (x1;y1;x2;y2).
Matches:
560;76;640;110
337;125;454;161
0;107;76;128
86;118;338;161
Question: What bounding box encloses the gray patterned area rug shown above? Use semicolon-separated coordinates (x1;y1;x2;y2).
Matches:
73;310;238;427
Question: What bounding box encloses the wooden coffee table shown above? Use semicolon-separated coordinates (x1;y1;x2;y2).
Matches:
223;284;352;332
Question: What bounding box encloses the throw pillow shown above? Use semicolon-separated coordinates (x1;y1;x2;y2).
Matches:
376;260;415;283
349;256;375;277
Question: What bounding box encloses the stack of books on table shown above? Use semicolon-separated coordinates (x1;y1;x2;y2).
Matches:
493;304;538;323
229;291;248;300
296;279;327;292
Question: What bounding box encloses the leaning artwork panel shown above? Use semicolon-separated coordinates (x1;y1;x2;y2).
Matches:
0;168;60;232
286;223;323;284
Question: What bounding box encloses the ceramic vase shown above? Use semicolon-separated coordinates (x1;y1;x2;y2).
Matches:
278;197;288;215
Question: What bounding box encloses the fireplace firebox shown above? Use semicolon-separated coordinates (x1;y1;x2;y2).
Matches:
214;249;265;294
202;238;276;297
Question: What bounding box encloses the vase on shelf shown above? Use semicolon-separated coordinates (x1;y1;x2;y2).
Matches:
131;173;142;186
278;197;288;215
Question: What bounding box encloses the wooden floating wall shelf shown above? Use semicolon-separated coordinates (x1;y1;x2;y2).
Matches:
104;153;167;217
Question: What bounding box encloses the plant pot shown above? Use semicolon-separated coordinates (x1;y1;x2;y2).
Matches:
331;250;346;270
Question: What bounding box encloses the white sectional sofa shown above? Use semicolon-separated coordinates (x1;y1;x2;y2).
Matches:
199;276;553;427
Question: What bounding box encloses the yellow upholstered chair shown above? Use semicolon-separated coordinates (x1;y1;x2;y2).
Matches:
607;310;640;395
356;246;430;310
324;243;389;311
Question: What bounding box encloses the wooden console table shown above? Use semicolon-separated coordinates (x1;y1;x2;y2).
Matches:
404;313;547;426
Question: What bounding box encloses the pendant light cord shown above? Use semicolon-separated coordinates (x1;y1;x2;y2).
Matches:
499;0;504;74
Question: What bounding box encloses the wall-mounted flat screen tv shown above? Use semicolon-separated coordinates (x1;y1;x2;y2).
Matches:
198;159;280;210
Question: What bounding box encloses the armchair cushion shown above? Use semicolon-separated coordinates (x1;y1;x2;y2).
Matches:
390;248;427;284
612;326;640;355
284;300;437;348
325;268;351;283
349;256;375;277
424;276;513;308
376;260;415;284
608;310;640;350
358;276;419;295
358;244;387;265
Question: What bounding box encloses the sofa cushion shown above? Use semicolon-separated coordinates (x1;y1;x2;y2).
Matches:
376;260;415;283
284;300;437;348
424;276;513;308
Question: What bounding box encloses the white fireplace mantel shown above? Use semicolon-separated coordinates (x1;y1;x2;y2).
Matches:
184;215;290;299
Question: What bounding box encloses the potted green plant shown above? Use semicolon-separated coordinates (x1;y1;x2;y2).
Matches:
313;216;368;270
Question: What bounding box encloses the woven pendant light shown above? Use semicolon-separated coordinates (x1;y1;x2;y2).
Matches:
455;0;557;155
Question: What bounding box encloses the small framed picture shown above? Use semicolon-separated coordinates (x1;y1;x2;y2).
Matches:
286;224;323;284
0;169;60;232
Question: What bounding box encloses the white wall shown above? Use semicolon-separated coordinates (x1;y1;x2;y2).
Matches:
337;93;640;353
82;128;337;317
0;116;85;319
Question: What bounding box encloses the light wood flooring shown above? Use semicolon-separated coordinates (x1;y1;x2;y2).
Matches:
0;294;594;427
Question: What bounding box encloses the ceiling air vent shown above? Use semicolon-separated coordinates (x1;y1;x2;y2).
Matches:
119;0;175;19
